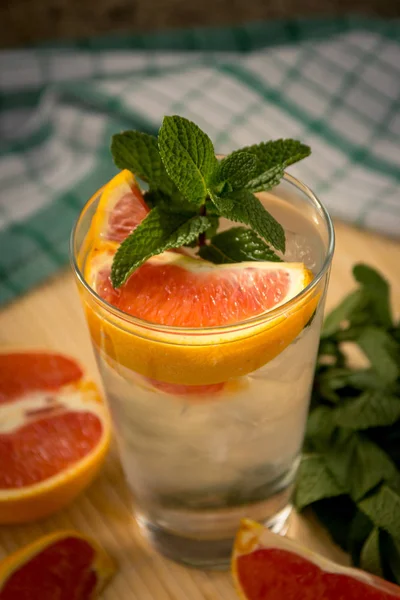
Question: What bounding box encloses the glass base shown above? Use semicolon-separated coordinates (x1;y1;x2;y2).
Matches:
138;503;292;570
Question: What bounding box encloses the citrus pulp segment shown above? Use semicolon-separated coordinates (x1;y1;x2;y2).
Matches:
0;530;115;599
0;351;111;524
88;168;149;244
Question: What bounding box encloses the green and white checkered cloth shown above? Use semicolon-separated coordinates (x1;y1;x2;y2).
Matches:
1;17;399;306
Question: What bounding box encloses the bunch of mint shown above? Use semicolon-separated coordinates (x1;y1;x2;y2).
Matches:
295;264;400;583
110;115;310;287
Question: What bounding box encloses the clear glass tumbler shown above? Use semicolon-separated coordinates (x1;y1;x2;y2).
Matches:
71;173;334;568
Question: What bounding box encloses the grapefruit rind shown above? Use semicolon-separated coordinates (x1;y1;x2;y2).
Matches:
0;352;111;525
0;530;115;596
81;249;319;385
232;519;400;599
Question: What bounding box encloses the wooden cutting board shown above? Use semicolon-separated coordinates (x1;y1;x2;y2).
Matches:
1;220;399;598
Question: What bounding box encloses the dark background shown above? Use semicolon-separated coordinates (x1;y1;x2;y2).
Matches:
1;0;399;48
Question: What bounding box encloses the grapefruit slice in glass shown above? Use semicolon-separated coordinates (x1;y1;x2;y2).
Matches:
84;248;314;392
0;530;115;599
0;351;111;524
89;169;149;244
232;519;400;600
86;249;312;328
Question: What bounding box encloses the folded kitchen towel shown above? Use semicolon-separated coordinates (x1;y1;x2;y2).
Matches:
0;17;399;305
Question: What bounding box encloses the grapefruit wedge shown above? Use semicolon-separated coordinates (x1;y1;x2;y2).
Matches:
89;169;149;244
0;351;110;524
232;519;400;600
0;530;115;599
86;249;312;328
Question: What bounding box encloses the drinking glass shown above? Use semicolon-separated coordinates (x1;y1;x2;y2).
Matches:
71;173;334;568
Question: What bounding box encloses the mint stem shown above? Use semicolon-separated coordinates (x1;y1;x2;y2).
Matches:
198;203;207;246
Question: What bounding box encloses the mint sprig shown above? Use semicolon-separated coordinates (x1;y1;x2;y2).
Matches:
295;264;400;585
110;115;311;287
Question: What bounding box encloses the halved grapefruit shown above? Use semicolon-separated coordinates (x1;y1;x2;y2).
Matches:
0;530;115;599
0;351;110;524
232;519;400;600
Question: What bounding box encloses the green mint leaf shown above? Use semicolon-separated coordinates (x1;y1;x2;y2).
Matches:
210;189;285;252
240;138;311;171
368;424;400;473
359;485;400;540
360;528;384;577
305;406;337;447
211;152;260;190
342;369;387;392
205;215;220;239
245;165;284;194
294;454;343;511
237;139;311;193
111;131;174;194
158;115;217;206
198;226;282;264
348;511;374;566
111;207;211;287
183;215;220;248
321;289;367;339
354;264;393;329
324;430;400;502
357;327;399;385
205;197;221;216
380;532;400;585
335;392;400;430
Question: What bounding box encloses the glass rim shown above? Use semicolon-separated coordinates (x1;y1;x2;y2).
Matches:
70;172;335;336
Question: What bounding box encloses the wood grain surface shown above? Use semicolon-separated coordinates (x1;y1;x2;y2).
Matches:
1;219;399;598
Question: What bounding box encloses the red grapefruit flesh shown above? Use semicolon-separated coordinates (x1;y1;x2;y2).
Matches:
0;352;82;403
0;412;102;489
105;187;149;243
0;531;115;599
90;169;149;245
